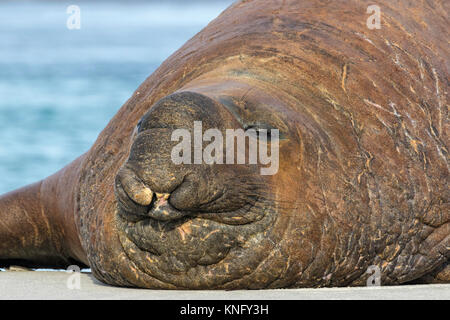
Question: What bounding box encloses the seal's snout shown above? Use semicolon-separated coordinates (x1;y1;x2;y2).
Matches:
115;165;188;221
115;90;265;227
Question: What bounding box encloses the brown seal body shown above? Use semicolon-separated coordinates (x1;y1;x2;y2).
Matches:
0;0;448;288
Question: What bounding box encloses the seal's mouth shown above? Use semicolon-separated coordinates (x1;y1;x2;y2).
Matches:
116;185;263;225
114;168;265;226
114;169;273;276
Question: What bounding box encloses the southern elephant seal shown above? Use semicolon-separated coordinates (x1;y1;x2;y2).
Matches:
0;0;448;289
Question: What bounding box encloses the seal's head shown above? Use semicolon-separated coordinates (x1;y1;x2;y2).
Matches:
1;0;447;289
109;83;304;289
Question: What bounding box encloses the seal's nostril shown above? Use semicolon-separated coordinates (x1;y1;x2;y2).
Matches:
134;188;154;206
117;167;154;206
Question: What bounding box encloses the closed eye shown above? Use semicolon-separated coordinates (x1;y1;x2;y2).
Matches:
136;119;143;132
244;124;279;141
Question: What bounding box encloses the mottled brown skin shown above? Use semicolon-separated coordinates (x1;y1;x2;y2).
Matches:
0;0;448;288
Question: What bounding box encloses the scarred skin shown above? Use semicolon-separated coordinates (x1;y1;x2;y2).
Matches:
0;0;448;288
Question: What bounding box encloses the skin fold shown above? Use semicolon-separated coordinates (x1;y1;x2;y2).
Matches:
0;0;448;289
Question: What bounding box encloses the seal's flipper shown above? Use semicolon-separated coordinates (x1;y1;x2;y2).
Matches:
0;158;87;269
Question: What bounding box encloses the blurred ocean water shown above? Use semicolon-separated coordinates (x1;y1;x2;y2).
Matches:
0;0;234;194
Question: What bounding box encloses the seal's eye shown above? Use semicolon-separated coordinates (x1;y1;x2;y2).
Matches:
136;119;143;132
245;124;277;141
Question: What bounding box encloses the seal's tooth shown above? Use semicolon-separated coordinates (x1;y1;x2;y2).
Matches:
155;193;170;201
155;193;170;207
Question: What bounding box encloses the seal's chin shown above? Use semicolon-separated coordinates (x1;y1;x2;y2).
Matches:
114;178;277;287
115;190;271;273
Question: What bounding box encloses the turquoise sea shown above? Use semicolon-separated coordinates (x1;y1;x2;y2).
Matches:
0;0;234;194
